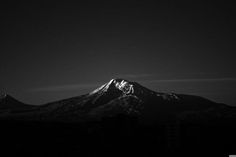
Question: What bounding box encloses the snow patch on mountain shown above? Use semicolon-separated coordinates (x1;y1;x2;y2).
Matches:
114;79;134;94
90;79;135;95
89;79;115;95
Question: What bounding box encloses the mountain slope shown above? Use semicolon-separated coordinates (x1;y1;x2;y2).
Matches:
0;93;36;113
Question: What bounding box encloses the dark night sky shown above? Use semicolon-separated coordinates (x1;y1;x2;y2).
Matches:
0;1;235;105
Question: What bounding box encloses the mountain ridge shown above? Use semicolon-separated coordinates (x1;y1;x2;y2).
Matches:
0;93;35;112
1;79;236;157
0;78;232;123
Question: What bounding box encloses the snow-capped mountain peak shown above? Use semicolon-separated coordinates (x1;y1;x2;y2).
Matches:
90;78;135;95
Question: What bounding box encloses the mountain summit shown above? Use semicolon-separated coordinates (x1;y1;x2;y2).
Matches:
90;78;135;95
89;78;167;100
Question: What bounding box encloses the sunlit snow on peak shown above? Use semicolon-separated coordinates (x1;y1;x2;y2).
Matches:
114;79;134;94
89;79;135;95
89;79;115;95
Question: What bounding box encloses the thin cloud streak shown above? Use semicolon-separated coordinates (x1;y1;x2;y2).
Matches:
30;77;236;92
140;77;236;83
30;83;102;92
30;74;153;92
113;74;153;79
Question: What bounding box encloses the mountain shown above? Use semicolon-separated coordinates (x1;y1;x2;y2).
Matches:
0;93;36;113
0;78;232;123
1;79;236;157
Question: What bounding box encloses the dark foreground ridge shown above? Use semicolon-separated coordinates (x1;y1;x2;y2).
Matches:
0;79;236;157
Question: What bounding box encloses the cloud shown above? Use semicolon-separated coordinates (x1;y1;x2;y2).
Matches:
29;75;153;93
140;77;236;83
30;77;236;93
113;74;153;79
30;83;102;92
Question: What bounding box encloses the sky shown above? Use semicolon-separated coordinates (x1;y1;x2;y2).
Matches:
0;1;235;105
